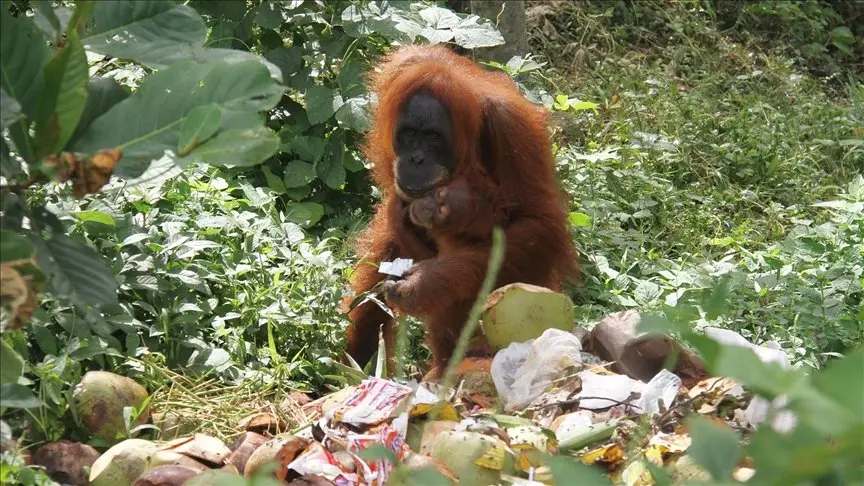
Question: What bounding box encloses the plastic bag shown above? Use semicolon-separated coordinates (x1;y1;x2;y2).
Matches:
491;328;582;411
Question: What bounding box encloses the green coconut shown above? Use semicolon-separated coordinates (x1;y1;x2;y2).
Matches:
481;283;575;350
429;431;514;486
72;371;150;443
88;439;160;486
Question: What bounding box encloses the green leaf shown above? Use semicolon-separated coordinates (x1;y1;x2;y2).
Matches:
284;185;312;201
0;88;23;130
318;135;346;190
255;1;285;29
337;61;366;98
0;139;22;180
830;26;854;43
262;165;287;194
66;1;95;35
570;100;599;111
0;12;48;120
0;340;24;384
178;103;222;155
0;230;36;262
745;422;862;484
419;6;460;29
0;10;50;162
0;384;41;409
71;60;284;176
66;76;131;149
811;349;864;419
283;160;317;188
568;211;591;227
72;210;115;227
290;136;326;163
83;1;281;81
335;97;371;131
344;151;366;173
33;30;89;157
84;1;206;64
359;443;396;462
0;420;10;445
701;276;731;319
686;415;742;480
305;86;343;125
545;455;611;485
390;466;451;486
451;15;505;49
265;46;304;80
31;322;58;356
689;334;804;398
634;280;662;306
191;0;248;21
179;125;280;168
31;1;67;40
285;202;324;228
42;234;118;307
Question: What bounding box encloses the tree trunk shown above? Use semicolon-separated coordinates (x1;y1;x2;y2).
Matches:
447;0;528;64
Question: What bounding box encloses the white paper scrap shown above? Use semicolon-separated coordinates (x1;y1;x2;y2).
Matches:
378;258;414;277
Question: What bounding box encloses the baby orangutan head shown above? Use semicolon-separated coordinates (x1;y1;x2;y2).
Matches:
409;177;487;233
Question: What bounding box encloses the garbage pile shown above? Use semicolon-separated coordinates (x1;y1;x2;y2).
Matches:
20;285;793;485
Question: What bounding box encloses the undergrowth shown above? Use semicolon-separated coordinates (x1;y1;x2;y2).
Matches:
522;0;863;366
1;0;861;455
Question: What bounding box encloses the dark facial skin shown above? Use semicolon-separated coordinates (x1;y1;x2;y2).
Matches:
393;91;455;200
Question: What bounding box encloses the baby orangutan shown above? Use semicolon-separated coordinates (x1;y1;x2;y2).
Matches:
408;177;505;251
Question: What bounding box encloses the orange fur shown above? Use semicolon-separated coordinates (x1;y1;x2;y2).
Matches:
344;45;577;371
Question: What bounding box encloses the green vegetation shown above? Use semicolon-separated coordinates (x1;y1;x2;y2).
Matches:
526;0;862;366
0;1;861;485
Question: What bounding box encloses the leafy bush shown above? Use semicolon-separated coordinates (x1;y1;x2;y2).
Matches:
190;0;506;228
0;0;504;445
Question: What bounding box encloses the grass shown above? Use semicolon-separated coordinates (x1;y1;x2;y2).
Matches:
518;0;862;365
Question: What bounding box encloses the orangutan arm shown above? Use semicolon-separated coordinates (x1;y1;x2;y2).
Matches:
383;212;567;316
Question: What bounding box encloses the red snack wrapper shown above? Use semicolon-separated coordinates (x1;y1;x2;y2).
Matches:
328;378;413;426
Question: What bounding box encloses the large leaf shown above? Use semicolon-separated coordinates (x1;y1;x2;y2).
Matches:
82;1;282;81
285;202;324;228
71;60;284;176
0;384;41;409
0;10;50;162
39;234;118;307
284;160;317;188
306;86;343;125
265;46;304;80
0;340;24;384
811;349;863;416
32;0;63;40
178;125;280;168
0;230;36;262
66;76;131;149
33;31;89;157
335;97;371;131
452;15;505;48
318;134;346;190
0;12;48;120
178;103;222;155
0;88;23;130
686;416;742;480
290;135;326;163
0;139;21;180
83;1;206;63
